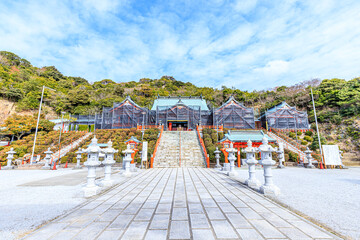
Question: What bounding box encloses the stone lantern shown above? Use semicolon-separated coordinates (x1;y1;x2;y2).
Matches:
74;148;83;169
4;148;16;170
42;148;53;170
101;140;118;187
304;147;315;168
244;140;260;188
214;147;221;169
276;142;285;169
226;143;238;176
122;144;134;177
83;136;102;197
258;136;280;196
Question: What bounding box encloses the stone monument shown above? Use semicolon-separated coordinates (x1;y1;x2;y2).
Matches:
244;140;260;188
226;143;238;176
83;136;102;197
276;142;285;168
101;140;118;187
122;144;134;177
304;147;315;168
258;137;280;196
42;148;53;170
4;148;16;170
73;148;83;169
214;147;221;169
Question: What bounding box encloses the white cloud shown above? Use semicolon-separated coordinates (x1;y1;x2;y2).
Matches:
0;0;360;90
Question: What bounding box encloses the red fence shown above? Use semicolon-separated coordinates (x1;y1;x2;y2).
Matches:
196;126;210;168
150;125;164;168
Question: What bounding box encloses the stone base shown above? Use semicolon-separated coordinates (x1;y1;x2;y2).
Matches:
222;163;230;172
83;185;102;198
41;166;51;170
130;164;137;172
2;166;14;170
215;164;221;169
73;166;83;170
227;171;238;177
101;179;113;188
277;165;285;169
122;171;132;177
245;179;260;189
306;164;315;168
297;164;304;167
260;185;280;197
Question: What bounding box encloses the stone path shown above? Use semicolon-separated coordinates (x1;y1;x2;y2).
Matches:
24;168;337;240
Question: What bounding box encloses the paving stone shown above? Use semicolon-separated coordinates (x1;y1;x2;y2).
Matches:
50;230;81;240
96;230;123;240
121;221;149;240
96;210;120;222
226;213;252;228
149;214;170;229
143;199;159;209
279;227;313;240
111;201;129;209
72;221;109;240
219;202;238;213
188;203;204;214
108;214;134;229
172;207;188;220
169;220;191;239
26;222;69;240
134;208;155;221
288;220;333;239
122;203;142;214
260;212;293;228
205;207;226;220
236;228;265;240
144;230;168;240
156;203;172;214
211;220;238;239
250;219;286;239
190;213;210;229
238;207;263;220
192;229;215;240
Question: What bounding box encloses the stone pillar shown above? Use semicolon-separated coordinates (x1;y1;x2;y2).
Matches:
4;148;16;170
304;147;315;168
42;148;53;170
258;137;280;196
122;144;134;177
73;148;83;169
101;140;118;187
244;140;260;188
276;142;285;169
214;147;221;169
226;143;238;176
83;136;102;197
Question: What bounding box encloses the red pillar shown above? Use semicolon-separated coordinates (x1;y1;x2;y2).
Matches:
237;147;241;167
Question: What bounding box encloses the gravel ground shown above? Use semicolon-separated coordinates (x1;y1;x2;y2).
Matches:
0;169;86;240
235;166;360;240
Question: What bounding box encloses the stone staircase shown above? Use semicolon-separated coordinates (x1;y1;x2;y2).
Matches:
153;131;205;168
267;131;307;163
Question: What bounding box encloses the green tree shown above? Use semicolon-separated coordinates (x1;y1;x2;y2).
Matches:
2;114;36;140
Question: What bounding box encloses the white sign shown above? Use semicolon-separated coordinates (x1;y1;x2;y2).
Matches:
142;142;148;162
323;145;342;165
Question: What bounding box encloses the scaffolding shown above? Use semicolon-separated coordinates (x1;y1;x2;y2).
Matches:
261;102;309;129
214;96;255;129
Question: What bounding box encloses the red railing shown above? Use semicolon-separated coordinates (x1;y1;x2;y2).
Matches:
150;125;164;168
196;126;210;168
137;125;161;130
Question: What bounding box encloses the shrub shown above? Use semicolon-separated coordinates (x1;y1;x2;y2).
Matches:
297;131;302;136
301;140;308;145
305;130;313;137
304;136;313;142
288;132;296;139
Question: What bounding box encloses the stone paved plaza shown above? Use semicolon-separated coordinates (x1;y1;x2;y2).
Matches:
24;168;337;240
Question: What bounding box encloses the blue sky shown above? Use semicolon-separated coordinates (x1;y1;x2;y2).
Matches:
1;0;360;90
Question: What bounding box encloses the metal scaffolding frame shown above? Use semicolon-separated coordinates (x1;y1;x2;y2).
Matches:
261;102;310;129
214;96;255;129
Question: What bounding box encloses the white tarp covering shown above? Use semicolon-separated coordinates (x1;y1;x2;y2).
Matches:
323;145;342;165
141;141;148;163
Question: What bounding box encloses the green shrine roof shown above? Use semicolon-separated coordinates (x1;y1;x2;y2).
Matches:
219;130;276;143
151;96;209;111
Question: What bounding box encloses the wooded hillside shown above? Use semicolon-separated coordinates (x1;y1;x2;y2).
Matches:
0;51;359;162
